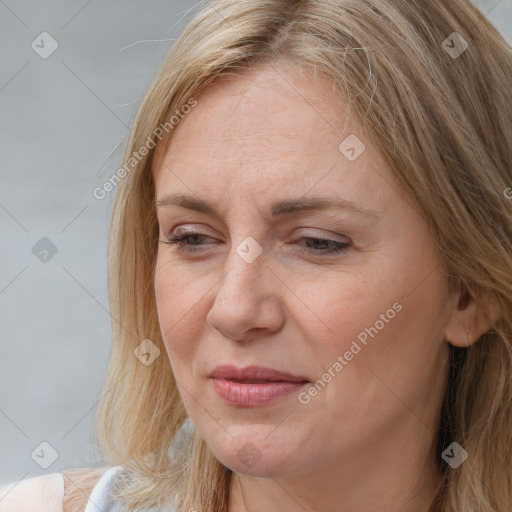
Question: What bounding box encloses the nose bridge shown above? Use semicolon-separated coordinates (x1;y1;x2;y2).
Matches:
218;234;267;303
206;235;284;339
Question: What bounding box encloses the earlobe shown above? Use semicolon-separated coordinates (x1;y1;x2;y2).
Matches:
444;287;500;348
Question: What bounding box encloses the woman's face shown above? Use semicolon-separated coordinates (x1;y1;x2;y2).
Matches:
152;60;454;479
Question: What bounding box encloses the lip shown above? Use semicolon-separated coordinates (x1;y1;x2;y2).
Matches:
210;364;309;382
209;365;310;407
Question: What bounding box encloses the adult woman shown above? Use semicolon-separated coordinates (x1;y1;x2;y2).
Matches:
3;0;511;510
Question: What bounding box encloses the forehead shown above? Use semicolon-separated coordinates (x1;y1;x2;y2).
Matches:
152;61;393;216
155;62;347;161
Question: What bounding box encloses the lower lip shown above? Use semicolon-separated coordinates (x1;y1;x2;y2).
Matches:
211;378;308;407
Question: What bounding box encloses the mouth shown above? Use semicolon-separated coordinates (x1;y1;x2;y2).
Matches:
209;365;310;407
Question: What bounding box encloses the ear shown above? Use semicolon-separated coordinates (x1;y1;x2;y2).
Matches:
444;286;501;347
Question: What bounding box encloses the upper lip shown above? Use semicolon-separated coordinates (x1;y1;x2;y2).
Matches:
210;365;310;383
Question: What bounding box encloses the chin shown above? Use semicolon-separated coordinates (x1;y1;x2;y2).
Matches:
216;449;295;477
205;427;304;477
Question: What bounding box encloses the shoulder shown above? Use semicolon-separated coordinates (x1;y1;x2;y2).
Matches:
0;466;118;512
0;472;65;512
62;466;121;512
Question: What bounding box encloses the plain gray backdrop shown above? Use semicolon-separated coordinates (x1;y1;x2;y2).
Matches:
1;0;511;489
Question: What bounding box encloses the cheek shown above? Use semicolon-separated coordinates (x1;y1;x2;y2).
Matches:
294;268;396;358
301;256;446;387
320;267;450;428
154;257;206;362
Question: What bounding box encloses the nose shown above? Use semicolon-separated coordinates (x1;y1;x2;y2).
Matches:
206;243;285;342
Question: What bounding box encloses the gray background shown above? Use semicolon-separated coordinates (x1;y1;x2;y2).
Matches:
0;0;510;489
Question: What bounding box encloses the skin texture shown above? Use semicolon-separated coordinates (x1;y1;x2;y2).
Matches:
152;60;493;512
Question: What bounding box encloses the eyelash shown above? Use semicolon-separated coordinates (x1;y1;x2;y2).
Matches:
160;230;351;256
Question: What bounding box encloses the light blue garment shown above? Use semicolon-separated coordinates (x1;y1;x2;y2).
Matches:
83;420;194;511
82;465;174;512
83;466;124;512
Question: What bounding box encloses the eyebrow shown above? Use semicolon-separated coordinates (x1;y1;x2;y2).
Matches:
155;193;380;218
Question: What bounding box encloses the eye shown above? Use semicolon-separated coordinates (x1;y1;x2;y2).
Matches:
296;236;351;256
160;229;215;253
160;229;351;256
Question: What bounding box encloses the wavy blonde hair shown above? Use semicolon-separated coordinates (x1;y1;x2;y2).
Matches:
64;0;512;511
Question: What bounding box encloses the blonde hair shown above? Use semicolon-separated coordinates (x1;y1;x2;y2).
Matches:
67;1;512;511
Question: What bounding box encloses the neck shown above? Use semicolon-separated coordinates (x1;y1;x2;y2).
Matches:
227;423;443;512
